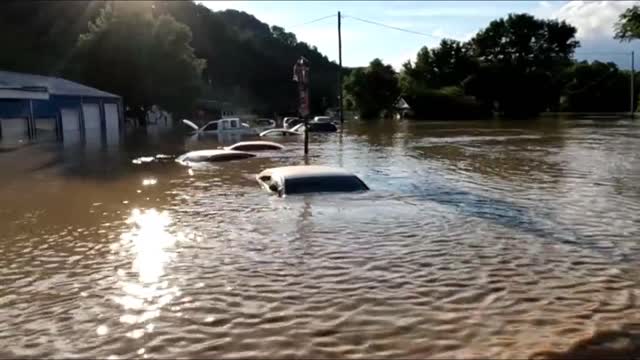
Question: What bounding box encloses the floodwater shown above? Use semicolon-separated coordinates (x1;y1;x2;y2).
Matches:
2;117;640;359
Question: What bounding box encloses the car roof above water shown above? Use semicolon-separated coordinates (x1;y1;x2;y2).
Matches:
259;165;355;180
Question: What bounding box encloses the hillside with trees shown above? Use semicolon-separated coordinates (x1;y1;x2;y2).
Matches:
0;0;339;117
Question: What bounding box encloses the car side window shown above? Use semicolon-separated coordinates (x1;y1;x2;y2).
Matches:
230;120;238;128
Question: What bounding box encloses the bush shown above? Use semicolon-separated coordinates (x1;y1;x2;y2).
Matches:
402;87;492;120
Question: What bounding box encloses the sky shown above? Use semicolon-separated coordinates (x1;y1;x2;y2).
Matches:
197;1;640;69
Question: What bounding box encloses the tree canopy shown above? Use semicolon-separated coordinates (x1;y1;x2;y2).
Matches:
66;3;206;114
0;0;340;117
399;39;477;94
464;13;579;117
343;59;400;119
615;5;640;41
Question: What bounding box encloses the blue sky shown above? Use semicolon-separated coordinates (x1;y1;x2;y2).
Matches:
197;1;639;69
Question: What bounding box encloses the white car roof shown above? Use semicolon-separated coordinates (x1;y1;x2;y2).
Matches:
258;165;357;180
259;129;300;136
224;141;284;150
176;149;254;163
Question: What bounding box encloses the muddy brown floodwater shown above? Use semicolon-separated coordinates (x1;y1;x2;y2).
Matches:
2;117;640;359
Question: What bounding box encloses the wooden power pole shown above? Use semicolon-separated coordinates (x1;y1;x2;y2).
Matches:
338;11;344;125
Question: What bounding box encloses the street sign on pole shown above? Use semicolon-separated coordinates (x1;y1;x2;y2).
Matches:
293;57;310;154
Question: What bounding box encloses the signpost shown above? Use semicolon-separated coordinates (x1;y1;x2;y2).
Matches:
293;57;310;154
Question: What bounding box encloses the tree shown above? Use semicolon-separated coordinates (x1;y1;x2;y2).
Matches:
67;3;206;114
561;61;638;112
467;13;579;117
399;39;477;93
343;59;400;119
614;5;640;41
0;0;103;75
270;25;297;46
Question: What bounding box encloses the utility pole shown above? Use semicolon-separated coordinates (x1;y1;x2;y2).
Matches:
338;11;344;125
632;51;635;119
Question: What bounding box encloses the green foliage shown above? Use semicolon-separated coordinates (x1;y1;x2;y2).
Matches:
153;1;339;116
67;4;205;114
400;40;477;93
343;59;400;119
561;61;638;112
402;82;491;120
615;5;640;41
0;0;340;117
0;0;103;75
464;13;578;117
271;25;298;46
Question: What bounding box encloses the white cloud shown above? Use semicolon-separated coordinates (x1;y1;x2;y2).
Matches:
551;1;639;39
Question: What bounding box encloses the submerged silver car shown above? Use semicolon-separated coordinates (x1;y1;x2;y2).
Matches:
256;165;369;197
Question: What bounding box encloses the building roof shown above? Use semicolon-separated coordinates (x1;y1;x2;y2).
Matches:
0;70;120;99
395;97;411;110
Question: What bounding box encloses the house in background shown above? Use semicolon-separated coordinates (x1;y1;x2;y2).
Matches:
0;70;123;147
394;97;412;119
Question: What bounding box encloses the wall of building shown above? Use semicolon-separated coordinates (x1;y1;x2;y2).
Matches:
0;96;123;147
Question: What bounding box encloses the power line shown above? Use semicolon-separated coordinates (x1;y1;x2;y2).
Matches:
288;14;336;28
342;14;444;40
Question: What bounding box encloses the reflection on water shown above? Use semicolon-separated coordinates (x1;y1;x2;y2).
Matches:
112;208;183;345
1;118;640;358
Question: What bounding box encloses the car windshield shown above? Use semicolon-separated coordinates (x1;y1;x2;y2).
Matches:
202;122;218;131
284;175;369;195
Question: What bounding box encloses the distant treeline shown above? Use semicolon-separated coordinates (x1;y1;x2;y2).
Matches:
344;9;640;120
0;0;340;116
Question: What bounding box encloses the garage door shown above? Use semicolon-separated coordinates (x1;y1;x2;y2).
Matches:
104;103;119;145
0;118;28;145
61;108;81;146
82;103;102;144
35;117;57;142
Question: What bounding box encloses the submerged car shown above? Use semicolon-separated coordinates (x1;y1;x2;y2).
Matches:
251;118;277;131
283;117;303;129
182;118;257;135
256;165;369;197
290;122;338;133
311;116;333;123
259;128;302;137
176;149;255;164
224;141;285;151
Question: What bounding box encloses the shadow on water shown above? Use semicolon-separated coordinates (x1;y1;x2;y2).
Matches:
530;323;640;360
401;181;579;241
